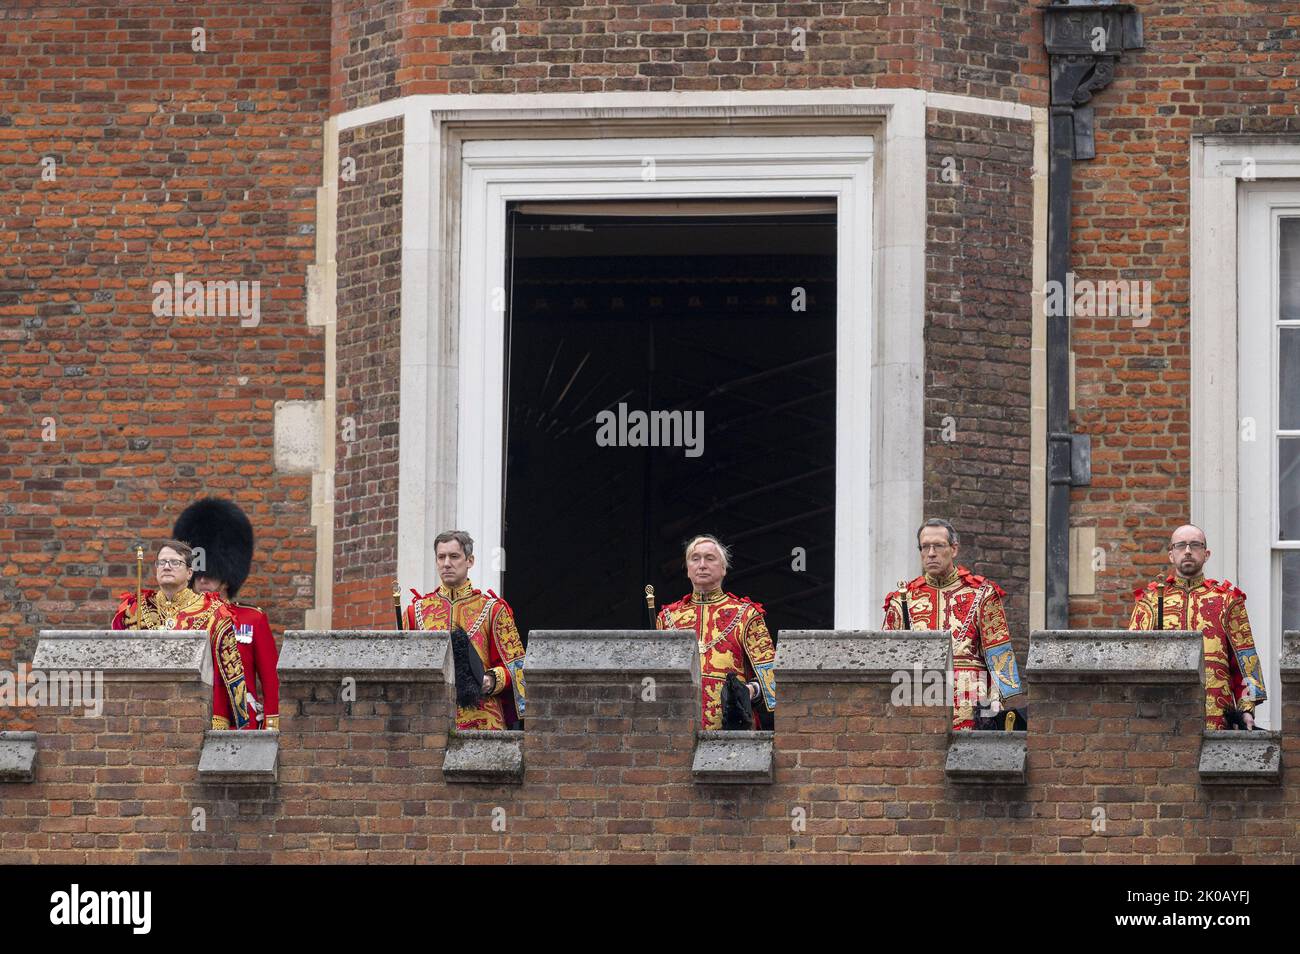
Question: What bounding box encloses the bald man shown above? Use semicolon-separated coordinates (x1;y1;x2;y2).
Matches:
1128;524;1267;730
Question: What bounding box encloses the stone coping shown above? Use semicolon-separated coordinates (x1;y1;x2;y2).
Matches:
279;631;450;682
1027;630;1201;683
775;630;949;683
525;630;698;682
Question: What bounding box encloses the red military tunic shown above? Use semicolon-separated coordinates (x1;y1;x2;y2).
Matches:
406;579;526;730
112;586;252;729
1128;573;1267;729
882;566;1025;730
656;588;777;730
213;602;279;731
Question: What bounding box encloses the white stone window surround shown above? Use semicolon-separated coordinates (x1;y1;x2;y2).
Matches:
1192;136;1300;727
328;90;1038;628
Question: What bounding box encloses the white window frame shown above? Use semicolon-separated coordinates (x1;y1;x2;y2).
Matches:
458;134;880;625
1192;137;1300;727
1240;186;1300;722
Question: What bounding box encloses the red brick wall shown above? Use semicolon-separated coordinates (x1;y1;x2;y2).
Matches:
331;116;403;625
353;0;1048;105
332;0;404;114
924;108;1036;649
0;2;330;728
1068;1;1300;627
2;656;1291;862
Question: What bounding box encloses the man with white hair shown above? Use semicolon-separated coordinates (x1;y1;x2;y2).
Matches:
1128;524;1267;729
655;534;776;729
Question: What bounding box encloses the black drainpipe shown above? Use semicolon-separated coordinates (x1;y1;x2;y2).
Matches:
1041;1;1143;627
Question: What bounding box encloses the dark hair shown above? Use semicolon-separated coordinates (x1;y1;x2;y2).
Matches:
434;530;474;559
158;539;194;566
916;518;958;547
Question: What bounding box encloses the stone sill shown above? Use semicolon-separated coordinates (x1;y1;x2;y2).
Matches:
0;732;38;783
692;730;773;784
945;731;1028;784
1198;730;1281;786
198;730;280;784
442;730;524;784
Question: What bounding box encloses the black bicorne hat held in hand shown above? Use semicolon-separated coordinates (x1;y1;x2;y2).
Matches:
450;625;486;708
1221;706;1255;731
172;497;255;598
722;672;754;730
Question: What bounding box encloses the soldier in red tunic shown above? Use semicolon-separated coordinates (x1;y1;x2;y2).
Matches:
405;530;526;730
1128;524;1267;730
112;539;252;729
655;535;776;730
174;497;280;731
882;518;1026;731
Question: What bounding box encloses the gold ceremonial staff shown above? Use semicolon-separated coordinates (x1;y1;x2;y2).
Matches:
897;579;911;629
644;584;656;629
393;578;404;630
133;545;144;628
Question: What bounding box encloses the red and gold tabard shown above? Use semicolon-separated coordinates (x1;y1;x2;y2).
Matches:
882;566;1025;730
213;602;279;731
406;579;526;730
112;586;252;729
656;588;777;730
1128;573;1267;729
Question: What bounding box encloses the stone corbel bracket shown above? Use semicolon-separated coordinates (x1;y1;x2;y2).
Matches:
0;732;38;783
1198;731;1280;786
443;729;525;784
945;731;1028;785
693;731;773;785
198;730;281;784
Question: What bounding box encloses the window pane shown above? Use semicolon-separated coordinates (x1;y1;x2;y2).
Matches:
1283;328;1300;431
1283;438;1300;540
1284;550;1300;635
1283;217;1300;321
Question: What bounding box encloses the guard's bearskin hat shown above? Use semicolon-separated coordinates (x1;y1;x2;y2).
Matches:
172;497;254;598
